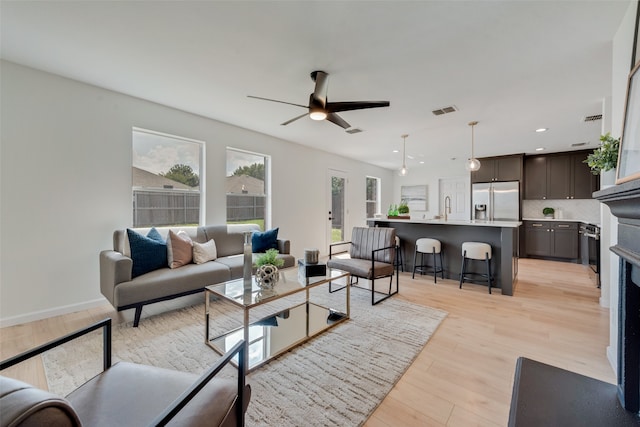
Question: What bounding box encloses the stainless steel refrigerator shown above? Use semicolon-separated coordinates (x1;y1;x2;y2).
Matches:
471;181;520;221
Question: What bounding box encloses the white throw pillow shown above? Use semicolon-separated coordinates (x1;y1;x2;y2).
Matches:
193;239;217;264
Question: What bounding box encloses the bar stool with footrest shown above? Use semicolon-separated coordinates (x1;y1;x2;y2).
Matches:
412;238;444;283
459;242;493;294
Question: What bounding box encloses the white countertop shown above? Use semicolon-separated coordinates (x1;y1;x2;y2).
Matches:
369;218;522;228
522;218;600;226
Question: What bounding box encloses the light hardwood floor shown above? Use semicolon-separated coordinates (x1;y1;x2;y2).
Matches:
0;258;612;426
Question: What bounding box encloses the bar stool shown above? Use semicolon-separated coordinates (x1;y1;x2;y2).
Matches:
459;242;493;294
395;236;404;272
412;238;444;283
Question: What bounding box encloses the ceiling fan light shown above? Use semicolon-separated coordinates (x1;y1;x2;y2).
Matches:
309;109;327;121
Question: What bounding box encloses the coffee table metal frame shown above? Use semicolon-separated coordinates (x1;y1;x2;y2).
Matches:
205;267;350;372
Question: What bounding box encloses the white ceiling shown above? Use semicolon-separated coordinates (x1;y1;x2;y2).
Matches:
0;1;630;171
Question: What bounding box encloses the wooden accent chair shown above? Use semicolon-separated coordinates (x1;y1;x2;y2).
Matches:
327;226;399;305
0;319;250;427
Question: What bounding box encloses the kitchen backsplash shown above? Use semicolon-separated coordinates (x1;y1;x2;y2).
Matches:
523;199;601;224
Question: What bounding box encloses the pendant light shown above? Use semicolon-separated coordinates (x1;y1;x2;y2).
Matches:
465;121;481;172
399;134;409;176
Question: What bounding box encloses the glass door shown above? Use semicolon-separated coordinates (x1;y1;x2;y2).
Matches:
327;170;347;246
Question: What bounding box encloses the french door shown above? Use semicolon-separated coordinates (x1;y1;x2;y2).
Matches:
327;169;347;247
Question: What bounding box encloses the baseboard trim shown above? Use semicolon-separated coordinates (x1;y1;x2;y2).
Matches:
0;298;108;328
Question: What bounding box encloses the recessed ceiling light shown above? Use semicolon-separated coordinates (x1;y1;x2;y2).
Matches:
536;147;545;151
392;149;399;153
535;128;548;133
419;161;425;164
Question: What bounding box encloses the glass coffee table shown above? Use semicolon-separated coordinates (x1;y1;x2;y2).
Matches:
205;266;350;372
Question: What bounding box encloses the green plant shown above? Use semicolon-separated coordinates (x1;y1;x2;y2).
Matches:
543;207;555;216
584;133;620;175
255;248;284;268
398;201;409;215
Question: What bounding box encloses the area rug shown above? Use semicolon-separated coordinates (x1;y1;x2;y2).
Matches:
42;288;446;426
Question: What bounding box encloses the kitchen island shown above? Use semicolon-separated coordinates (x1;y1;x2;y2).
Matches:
367;218;521;295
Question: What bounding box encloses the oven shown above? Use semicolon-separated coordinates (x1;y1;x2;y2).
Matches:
580;223;600;288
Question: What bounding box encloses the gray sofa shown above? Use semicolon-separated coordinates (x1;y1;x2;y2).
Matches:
100;224;295;326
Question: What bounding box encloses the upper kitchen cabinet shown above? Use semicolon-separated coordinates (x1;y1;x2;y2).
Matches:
524;150;599;200
572;152;599;199
471;154;523;183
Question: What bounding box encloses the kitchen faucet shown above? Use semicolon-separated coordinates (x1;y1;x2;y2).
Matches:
444;196;451;221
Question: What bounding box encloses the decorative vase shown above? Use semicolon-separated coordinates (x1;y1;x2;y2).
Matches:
243;231;253;291
255;264;279;289
601;168;616;186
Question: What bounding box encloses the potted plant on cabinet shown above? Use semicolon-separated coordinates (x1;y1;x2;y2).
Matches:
543;207;555;219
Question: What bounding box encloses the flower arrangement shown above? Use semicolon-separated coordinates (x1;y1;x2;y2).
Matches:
584;133;620;175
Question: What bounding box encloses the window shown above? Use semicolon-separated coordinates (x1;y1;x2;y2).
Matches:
132;128;203;227
226;148;269;230
366;176;380;218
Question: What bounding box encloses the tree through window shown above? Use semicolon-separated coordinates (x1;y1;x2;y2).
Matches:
226;148;269;230
132;128;203;227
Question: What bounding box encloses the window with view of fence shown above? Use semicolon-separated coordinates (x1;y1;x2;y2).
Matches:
366;176;380;218
227;194;265;221
133;190;200;227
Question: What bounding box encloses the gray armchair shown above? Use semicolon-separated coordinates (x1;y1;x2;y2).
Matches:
0;319;250;427
327;226;399;304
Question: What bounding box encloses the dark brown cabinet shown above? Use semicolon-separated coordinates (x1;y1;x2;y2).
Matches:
572;153;599;199
524;221;579;259
524;151;598;200
471;154;523;183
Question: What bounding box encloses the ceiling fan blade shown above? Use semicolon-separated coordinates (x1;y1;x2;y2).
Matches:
281;113;309;126
326;101;390;113
326;113;350;129
247;95;308;109
311;71;329;107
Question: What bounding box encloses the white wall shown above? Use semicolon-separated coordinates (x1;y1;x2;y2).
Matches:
0;61;394;326
604;0;638;373
392;159;469;218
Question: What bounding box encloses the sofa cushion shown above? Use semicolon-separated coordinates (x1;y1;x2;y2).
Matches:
114;261;231;307
252;228;279;253
127;228;168;278
193;239;217;264
198;224;260;258
167;230;193;269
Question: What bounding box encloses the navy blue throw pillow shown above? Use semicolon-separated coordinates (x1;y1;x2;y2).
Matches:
146;227;164;243
127;228;168;278
252;228;279;253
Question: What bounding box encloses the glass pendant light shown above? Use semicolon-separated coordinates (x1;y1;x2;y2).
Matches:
465;121;481;172
399;134;408;176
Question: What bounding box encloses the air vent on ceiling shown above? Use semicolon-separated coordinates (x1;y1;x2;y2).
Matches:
571;142;588;147
583;114;602;122
345;127;363;134
432;105;458;116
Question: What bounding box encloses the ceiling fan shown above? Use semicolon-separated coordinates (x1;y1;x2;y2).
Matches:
248;70;390;130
